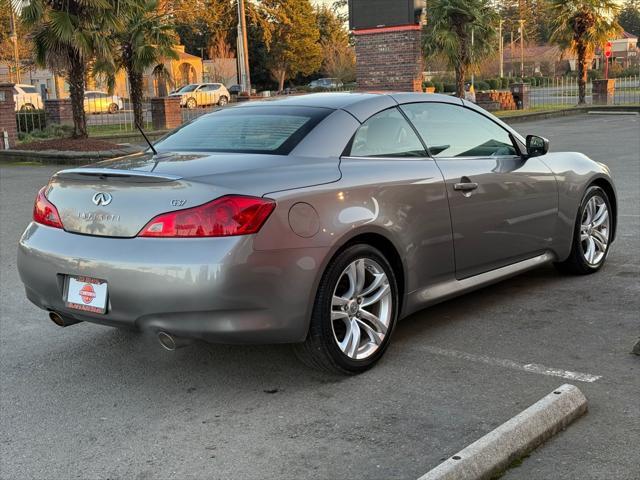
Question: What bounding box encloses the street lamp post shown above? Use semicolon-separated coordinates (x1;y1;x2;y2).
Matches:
519;19;525;78
9;2;21;84
198;47;205;81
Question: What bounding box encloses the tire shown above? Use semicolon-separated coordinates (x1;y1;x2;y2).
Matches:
555;185;613;275
218;95;228;106
20;103;35;112
108;103;119;114
294;244;399;374
185;97;197;109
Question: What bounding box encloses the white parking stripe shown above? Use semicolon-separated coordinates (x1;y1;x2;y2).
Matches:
417;346;602;383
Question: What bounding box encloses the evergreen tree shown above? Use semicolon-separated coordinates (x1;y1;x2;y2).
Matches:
260;0;323;91
618;0;640;37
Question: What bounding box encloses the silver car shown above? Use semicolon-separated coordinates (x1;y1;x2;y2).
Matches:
169;83;230;108
17;93;617;374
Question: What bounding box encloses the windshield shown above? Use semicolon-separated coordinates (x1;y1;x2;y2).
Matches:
154;106;332;155
177;84;198;93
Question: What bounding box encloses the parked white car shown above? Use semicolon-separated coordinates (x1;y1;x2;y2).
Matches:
169;83;230;108
13;84;44;111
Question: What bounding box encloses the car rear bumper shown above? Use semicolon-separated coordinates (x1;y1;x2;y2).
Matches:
17;223;327;344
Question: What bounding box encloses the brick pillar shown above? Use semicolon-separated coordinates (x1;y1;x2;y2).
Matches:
151;97;182;130
0;83;17;149
354;25;423;92
44;98;73;126
592;79;615;105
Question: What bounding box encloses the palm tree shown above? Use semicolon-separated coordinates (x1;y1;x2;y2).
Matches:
21;0;123;138
98;0;178;127
423;0;497;98
548;0;621;104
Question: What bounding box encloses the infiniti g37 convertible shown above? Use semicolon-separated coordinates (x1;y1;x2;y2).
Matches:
17;93;617;374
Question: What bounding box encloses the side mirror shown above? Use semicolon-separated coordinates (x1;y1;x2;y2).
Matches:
526;135;549;158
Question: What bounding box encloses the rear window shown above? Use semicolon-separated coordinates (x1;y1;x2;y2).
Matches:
154;106;332;155
19;86;38;94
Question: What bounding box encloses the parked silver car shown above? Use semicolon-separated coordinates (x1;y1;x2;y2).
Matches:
169;83;230;108
17;93;616;373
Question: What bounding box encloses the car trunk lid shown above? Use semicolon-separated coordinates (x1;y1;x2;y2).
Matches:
47;152;340;238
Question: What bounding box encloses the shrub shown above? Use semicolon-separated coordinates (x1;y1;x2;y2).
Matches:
488;78;500;90
475;80;490;91
433;81;444;93
501;77;510;89
16;109;46;133
17;123;73;142
443;83;456;93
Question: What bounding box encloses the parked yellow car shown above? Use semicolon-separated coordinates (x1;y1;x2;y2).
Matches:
84;91;124;114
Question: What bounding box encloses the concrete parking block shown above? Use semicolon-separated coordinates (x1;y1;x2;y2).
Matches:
417;384;588;480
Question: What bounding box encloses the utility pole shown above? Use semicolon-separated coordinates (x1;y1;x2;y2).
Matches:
510;30;514;77
498;19;504;79
9;1;21;84
236;0;251;94
519;19;525;78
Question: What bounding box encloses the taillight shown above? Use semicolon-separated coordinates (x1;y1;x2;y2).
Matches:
138;195;276;238
33;187;63;229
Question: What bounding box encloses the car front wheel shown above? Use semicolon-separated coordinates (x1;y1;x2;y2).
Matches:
555;185;613;275
108;103;119;114
185;97;197;109
218;96;228;106
294;244;398;374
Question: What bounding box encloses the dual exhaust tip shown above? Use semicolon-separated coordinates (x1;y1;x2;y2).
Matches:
49;312;190;351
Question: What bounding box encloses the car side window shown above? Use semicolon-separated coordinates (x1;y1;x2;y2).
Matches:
201;84;220;92
400;103;518;158
348;107;426;158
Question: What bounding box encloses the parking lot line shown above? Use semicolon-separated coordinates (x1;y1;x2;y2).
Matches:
416;345;602;383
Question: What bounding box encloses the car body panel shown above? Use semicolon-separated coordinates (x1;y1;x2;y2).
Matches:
16;92;617;345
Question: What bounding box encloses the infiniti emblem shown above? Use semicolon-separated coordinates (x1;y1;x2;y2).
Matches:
92;192;112;206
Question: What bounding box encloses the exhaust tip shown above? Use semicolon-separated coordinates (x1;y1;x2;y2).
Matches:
157;331;177;351
49;311;82;327
49;311;65;327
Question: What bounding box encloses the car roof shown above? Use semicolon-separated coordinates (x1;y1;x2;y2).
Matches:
238;92;463;122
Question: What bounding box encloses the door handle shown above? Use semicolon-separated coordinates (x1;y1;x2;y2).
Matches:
454;182;479;191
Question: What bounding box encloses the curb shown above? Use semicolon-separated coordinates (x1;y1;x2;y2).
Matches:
417;384;588;480
0;145;141;165
499;105;640;124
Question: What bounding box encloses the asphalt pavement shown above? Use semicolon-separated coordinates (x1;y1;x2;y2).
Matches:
0;113;638;480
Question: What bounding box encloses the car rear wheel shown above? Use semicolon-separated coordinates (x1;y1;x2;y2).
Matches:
20;103;35;112
186;97;197;109
218;96;228;106
294;244;398;374
555;185;612;275
108;103;119;114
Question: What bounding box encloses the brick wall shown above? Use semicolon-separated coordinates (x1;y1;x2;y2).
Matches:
45;99;73;126
354;27;423;92
151;97;182;131
0;83;17;149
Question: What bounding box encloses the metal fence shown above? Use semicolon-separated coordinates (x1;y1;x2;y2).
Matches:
527;75;640;109
13;77;639;137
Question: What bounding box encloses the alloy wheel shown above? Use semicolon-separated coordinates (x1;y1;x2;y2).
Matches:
331;258;392;360
580;194;610;266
